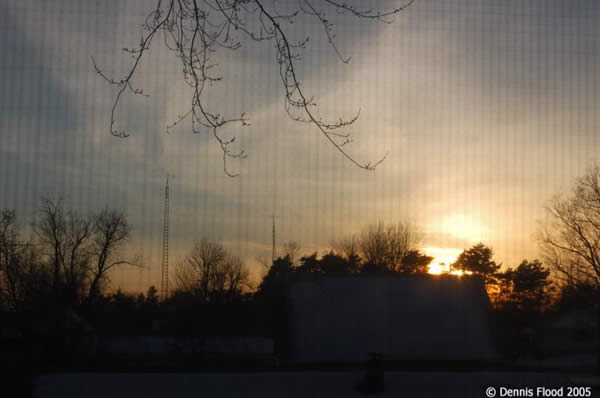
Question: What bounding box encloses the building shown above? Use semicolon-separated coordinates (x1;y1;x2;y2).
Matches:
287;275;496;363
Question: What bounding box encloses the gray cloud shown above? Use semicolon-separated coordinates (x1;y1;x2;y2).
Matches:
2;0;599;289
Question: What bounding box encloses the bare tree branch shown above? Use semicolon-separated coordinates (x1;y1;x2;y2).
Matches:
539;166;600;287
95;0;412;175
175;238;250;302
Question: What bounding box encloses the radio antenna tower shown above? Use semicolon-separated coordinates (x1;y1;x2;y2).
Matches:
160;175;170;301
271;215;280;263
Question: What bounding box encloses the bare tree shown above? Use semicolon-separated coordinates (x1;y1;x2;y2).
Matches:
358;221;420;272
175;238;250;302
35;197;69;295
359;222;389;268
330;234;360;261
384;222;420;272
87;209;135;300
538;166;600;287
0;210;49;311
331;220;420;272
282;241;301;265
220;253;250;299
0;210;21;309
34;197;137;305
94;0;415;176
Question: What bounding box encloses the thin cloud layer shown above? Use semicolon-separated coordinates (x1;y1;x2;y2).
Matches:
1;0;598;291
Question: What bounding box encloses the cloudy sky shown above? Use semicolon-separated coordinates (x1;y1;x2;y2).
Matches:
1;0;598;291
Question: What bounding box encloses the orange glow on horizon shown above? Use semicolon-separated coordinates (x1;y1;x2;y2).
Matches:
422;247;471;276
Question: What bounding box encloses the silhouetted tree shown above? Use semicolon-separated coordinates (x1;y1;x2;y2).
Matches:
321;251;360;274
361;261;389;273
136;285;160;313
0;209;26;310
102;289;139;333
35;197;89;302
94;1;416;175
136;291;146;308
296;251;358;275
358;222;391;270
33;197;137;307
490;259;555;359
333;221;420;273
87;209;133;302
0;209;49;312
282;241;301;265
399;250;433;274
554;282;600;312
538;166;600;287
175;238;250;304
297;253;320;274
452;243;500;284
495;259;553;312
258;255;295;296
145;285;159;307
330;235;360;261
256;255;296;360
110;289;137;310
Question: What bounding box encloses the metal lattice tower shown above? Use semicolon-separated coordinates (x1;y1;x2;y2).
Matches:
160;175;170;301
272;215;276;263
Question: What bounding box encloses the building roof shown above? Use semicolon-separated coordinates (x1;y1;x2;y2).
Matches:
288;275;496;362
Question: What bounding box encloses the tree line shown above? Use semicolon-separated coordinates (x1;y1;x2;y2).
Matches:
0;197;135;314
2;167;600;365
1;190;598;321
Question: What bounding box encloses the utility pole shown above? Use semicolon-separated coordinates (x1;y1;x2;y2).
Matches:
160;175;170;301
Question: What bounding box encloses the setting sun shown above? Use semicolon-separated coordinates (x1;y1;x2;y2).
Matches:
422;247;465;275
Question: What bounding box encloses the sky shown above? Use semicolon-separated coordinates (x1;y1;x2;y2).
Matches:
1;0;599;292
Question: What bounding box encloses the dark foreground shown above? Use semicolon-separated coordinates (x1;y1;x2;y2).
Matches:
33;371;599;398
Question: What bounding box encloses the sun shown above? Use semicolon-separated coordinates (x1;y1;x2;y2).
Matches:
422;247;467;275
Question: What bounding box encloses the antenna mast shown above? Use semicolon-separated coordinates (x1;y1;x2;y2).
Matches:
272;215;276;263
161;175;170;301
